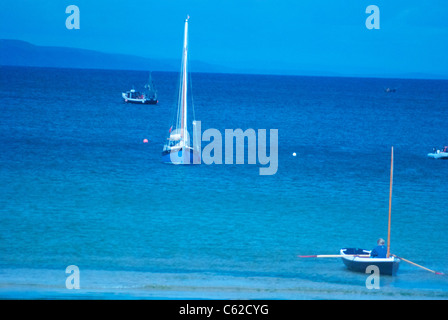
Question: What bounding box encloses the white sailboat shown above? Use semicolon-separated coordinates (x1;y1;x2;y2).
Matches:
162;16;200;164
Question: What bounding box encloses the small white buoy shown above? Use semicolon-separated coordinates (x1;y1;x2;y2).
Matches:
143;139;148;143
292;152;296;157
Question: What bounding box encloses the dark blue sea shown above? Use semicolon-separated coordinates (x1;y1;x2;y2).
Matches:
0;66;447;299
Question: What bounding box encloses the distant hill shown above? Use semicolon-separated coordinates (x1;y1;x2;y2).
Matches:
1;39;446;79
0;39;224;73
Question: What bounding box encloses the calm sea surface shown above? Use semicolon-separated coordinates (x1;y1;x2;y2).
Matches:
0;66;447;299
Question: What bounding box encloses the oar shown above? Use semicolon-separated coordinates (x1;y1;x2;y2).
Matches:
298;254;370;258
392;254;444;275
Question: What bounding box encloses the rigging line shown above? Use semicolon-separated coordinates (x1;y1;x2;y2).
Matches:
172;55;184;133
187;35;199;150
184;24;195;124
165;66;182;138
186;28;195;124
189;63;196;122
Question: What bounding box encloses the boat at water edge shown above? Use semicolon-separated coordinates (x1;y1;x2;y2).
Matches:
341;147;400;276
340;248;400;276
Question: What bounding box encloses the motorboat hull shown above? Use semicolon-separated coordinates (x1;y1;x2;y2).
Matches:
123;97;158;105
427;152;448;159
122;92;157;104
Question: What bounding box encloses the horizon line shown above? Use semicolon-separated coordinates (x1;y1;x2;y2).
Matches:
3;64;448;82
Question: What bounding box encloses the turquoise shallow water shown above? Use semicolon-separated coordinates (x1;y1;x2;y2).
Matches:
0;66;447;299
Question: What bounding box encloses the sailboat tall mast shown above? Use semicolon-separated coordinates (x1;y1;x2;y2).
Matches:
162;15;199;165
180;15;189;146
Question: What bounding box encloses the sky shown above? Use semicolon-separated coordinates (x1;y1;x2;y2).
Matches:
1;0;447;78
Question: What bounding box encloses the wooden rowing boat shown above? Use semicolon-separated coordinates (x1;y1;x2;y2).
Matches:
340;248;400;276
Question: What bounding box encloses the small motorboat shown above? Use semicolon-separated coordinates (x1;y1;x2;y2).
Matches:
122;89;157;104
340;248;400;276
122;73;158;105
428;146;448;159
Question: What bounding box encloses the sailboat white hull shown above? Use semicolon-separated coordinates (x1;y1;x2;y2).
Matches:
162;146;200;164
